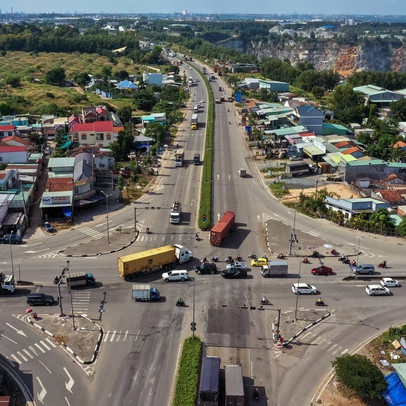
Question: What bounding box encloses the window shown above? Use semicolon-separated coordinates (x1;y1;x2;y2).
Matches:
106;134;111;141
81;134;87;140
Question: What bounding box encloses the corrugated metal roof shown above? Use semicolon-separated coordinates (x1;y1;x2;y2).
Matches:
48;157;75;168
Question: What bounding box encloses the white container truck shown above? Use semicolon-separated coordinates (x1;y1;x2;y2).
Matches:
260;261;288;277
132;284;161;301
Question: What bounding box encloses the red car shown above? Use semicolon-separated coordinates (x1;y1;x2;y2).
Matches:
311;266;333;276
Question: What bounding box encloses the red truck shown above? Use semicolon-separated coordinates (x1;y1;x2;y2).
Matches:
210;211;235;246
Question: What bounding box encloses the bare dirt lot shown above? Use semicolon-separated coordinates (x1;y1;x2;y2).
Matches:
280;182;361;204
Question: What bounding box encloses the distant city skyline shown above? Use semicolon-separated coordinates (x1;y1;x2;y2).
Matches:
3;0;406;16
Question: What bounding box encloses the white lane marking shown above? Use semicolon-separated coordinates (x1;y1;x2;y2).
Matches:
1;334;17;344
123;330;128;342
38;359;52;374
6;322;27;337
110;330;116;342
36;376;47;403
63;367;74;393
103;332;109;342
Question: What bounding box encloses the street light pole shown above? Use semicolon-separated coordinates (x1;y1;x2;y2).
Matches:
9;230;15;279
101;191;112;244
294;257;302;322
66;260;76;330
356;234;362;265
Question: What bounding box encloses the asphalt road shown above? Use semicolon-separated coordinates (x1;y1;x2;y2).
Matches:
1;61;406;405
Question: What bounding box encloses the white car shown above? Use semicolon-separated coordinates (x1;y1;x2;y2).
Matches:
380;278;400;288
200;99;205;103
291;283;318;295
365;285;391;296
226;261;247;270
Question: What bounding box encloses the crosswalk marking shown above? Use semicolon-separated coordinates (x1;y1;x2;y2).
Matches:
35;343;46;353
23;349;33;359
16;351;28;362
40;340;51;351
29;345;37;356
80;227;104;238
110;330;116;342
103;330;130;344
45;338;56;348
10;354;21;365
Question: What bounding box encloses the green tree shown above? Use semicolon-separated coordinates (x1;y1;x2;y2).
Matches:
397;216;406;237
109;130;134;162
144;122;166;145
133;88;156;111
332;354;387;402
74;72;90;88
45;68;66;86
391;98;406;121
117;106;133;124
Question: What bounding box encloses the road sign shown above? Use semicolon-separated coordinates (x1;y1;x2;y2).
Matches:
202;214;207;222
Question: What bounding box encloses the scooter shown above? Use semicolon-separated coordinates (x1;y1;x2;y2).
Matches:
331;249;338;255
277;253;285;259
302;257;310;264
343;257;350;264
378;261;387;268
253;387;259;400
195;233;199;241
260;298;271;305
248;252;257;259
315;299;327;306
235;255;243;261
176;299;186;307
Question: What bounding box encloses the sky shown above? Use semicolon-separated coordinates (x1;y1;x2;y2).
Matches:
3;0;406;16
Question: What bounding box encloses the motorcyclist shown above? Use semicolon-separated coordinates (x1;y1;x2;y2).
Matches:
176;298;185;306
302;256;309;263
316;298;324;305
261;296;269;304
195;233;199;240
146;227;150;234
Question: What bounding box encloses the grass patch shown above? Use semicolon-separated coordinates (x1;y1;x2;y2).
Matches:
269;181;290;198
172;336;202;406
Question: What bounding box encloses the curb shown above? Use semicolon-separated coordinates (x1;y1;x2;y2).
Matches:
27;315;103;365
58;231;138;257
285;310;331;346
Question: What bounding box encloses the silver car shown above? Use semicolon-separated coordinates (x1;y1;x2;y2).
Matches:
226;261;247;270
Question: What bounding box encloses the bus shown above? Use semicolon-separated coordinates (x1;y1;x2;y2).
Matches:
191;113;198;130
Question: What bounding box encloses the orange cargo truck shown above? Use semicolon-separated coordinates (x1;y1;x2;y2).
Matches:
210;211;235;246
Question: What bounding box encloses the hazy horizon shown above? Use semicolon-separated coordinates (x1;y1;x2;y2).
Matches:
3;0;406;16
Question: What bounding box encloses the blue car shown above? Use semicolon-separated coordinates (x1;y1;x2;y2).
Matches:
1;234;22;244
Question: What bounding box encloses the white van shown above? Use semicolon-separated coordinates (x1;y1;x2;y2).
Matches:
162;270;189;282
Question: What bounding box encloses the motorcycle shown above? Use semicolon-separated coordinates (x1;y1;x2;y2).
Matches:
235;255;242;261
248;252;257;259
315;299;327;306
146;227;150;234
302;257;310;264
176;299;186;307
195;233;199;241
338;255;345;262
253;387;259;400
212;256;219;262
260;298;271;305
225;256;234;264
331;249;338;255
378;260;387;268
342;257;350;264
277;253;285;259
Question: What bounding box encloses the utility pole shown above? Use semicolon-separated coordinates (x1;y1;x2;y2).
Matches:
9;230;15;279
289;210;298;256
101;191;112;244
55;267;66;317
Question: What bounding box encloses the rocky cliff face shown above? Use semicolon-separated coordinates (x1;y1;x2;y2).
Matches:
226;38;406;77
